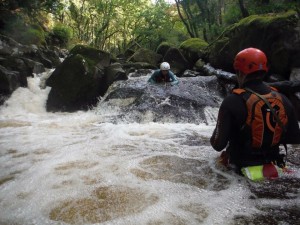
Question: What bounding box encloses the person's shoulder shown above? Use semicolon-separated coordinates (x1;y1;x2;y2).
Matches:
221;92;244;107
168;70;175;75
277;92;294;110
150;70;159;77
224;93;242;100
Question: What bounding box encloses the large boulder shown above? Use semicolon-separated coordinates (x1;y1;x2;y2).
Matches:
0;35;61;69
156;42;174;57
0;65;22;104
128;48;162;66
179;38;208;65
69;45;111;68
0;56;45;78
163;47;190;76
207;10;300;79
0;35;64;106
105;63;127;84
46;45;112;112
97;70;224;123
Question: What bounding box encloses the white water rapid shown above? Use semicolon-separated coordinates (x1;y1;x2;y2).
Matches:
0;70;299;225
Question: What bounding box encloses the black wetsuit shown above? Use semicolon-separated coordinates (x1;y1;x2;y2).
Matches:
210;79;300;170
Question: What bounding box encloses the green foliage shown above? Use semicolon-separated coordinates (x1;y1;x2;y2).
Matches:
52;24;72;47
180;38;208;50
207;23;225;41
21;27;46;45
0;11;45;46
247;0;299;14
0;0;63;14
1;0;298;55
234;10;298;29
132;1;186;51
224;5;243;25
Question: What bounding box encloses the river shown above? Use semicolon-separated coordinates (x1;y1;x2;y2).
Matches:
0;70;299;225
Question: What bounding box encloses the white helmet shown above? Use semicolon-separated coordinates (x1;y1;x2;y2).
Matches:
160;62;170;70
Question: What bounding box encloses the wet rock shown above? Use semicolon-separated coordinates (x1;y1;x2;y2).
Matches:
50;186;158;224
233;205;300;225
248;177;300;199
46;45;112;112
99;72;224;123
131;155;230;191
0;65;23;104
105;63;127;83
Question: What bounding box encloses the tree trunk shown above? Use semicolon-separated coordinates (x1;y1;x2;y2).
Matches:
238;0;249;18
175;0;195;37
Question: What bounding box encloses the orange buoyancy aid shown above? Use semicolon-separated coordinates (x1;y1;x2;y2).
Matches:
233;87;288;150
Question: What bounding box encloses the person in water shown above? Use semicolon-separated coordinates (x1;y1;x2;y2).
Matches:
210;47;300;176
148;62;179;85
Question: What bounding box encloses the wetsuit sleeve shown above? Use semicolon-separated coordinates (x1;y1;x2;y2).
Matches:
282;95;300;144
168;71;179;85
210;98;234;151
148;70;159;83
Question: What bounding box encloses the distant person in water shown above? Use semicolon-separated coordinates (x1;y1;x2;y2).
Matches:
148;62;179;85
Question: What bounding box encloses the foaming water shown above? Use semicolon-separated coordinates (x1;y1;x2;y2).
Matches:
0;74;299;225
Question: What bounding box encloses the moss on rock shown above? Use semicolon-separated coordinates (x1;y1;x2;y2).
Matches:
69;45;111;69
208;10;299;78
128;48;162;66
46;45;112;112
179;38;208;64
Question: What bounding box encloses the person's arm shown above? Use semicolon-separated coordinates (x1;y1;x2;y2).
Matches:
168;71;179;85
148;70;158;84
282;95;300;144
148;76;155;84
210;98;234;151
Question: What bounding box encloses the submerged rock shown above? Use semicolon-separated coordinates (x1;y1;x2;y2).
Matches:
131;155;230;191
50;186;158;224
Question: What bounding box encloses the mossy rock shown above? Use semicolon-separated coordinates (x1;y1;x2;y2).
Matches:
156;42;174;57
46;45;112;112
124;49;135;59
46;54;99;110
128;48;162;66
163;47;190;76
69;45;111;69
207;10;299;79
179;38;208;64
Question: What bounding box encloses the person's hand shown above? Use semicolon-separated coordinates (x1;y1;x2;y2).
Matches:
148;79;155;84
171;80;179;86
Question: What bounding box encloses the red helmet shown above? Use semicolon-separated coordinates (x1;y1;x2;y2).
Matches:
233;48;268;75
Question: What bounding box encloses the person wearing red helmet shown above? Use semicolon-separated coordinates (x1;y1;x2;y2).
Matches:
210;47;300;178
